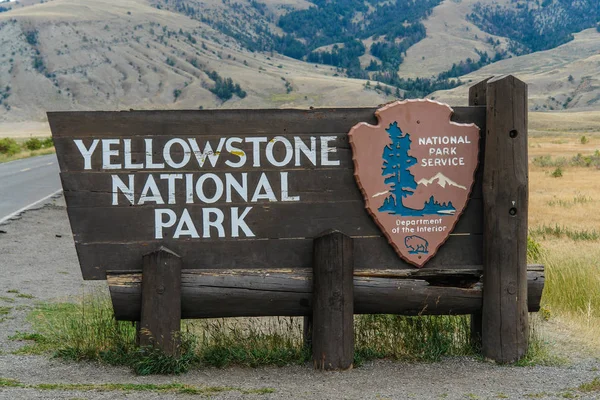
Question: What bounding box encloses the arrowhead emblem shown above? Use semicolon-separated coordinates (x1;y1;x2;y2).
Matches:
349;100;480;268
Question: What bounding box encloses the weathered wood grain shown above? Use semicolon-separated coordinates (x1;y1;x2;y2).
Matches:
48;107;482;139
482;75;529;363
77;234;483;279
312;230;354;370
106;266;544;320
139;247;181;356
48;106;486;280
468;77;491;349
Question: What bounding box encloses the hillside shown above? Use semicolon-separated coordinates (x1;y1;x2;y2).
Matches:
0;0;393;123
431;28;600;111
0;0;598;127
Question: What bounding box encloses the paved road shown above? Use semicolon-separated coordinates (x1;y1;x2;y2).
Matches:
0;154;61;224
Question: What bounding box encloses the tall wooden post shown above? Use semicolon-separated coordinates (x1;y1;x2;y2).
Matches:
312;230;354;370
482;75;529;363
139;247;182;356
468;77;491;350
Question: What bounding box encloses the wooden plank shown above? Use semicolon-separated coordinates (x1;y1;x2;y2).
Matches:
60;169;484;207
138;247;182;356
468;77;491;350
76;234;483;279
48;107;482;139
106;266;544;320
312;230;354;370
482;75;529;363
65;199;483;244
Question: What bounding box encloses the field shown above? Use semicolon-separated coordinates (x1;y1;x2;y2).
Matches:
526;110;600;350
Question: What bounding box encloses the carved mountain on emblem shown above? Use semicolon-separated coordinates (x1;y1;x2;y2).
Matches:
417;172;467;190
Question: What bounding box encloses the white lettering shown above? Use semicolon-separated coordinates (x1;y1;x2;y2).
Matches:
173;209;200;238
160;174;183;205
196;173;224;204
294;136;317;166
320;136;340;166
251;173;277;202
102;139;121;169
203;208;225;238
138;175;164;204
225;137;246;168
154;209;177;239
188;138;225;168
145;138;164;169
123;139;143;169
164;138;191;169
74;139;99;170
280;172;299;202
245;137;267;167
231;207;254;237
111;175;134;205
266;136;293;167
225;173;248;202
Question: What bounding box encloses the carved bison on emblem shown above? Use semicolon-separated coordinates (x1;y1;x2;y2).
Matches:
404;235;429;254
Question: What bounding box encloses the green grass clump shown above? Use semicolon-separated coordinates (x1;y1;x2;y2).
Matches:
20;287;561;374
514;321;566;367
532;151;600;169
541;252;600;322
0;377;274;395
24;137;42;151
527;236;544;263
578;377;600;392
551;166;563;177
0;138;20;156
189;317;308;368
532;155;567;168
21;291;481;373
354;314;474;363
530;224;600;241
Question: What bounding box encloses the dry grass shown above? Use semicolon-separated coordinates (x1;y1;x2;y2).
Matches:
0;146;55;163
527;111;600;352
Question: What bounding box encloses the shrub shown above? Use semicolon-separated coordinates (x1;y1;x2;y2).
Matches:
580;135;588;144
0;138;20;155
551;167;563;178
24;137;42;151
42;137;53;148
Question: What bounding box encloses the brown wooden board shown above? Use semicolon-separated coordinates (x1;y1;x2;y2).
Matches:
48;107;485;280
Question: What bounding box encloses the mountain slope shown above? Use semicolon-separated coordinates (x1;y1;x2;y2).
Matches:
431;28;600;111
0;0;598;126
0;0;392;123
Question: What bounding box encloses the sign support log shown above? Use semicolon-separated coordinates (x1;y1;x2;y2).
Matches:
482;75;529;363
467;77;491;349
312;230;354;370
139;247;182;356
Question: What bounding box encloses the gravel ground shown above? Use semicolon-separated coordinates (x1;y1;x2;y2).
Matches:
0;196;599;400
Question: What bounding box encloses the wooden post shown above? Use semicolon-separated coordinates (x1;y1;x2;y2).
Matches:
482;75;529;363
139;247;182;356
312;230;354;370
468;77;491;350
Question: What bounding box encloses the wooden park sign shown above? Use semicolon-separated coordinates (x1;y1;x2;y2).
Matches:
49;75;543;368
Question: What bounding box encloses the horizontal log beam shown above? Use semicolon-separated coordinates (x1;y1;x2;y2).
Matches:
107;266;544;321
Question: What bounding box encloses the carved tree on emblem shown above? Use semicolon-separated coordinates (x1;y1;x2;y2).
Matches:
379;122;418;214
